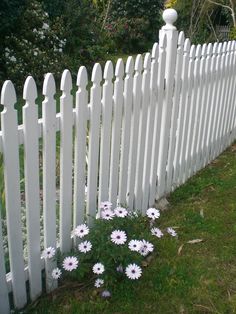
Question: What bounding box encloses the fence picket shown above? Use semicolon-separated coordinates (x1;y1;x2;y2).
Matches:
73;67;88;227
23;76;42;300
87;64;102;223
0;211;10;314
109;59;124;207
135;53;151;212
166;31;184;192
149;35;167;206
127;55;143;210
229;41;236;144
59;70;73;253
42;73;57;292
142;44;158;210
1;81;27;308
119;57;134;206
99;61;114;209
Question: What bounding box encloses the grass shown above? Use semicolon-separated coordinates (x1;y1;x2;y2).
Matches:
22;144;236;314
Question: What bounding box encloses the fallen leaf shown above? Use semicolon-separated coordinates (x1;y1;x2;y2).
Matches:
200;208;204;218
187;239;204;244
178;244;184;255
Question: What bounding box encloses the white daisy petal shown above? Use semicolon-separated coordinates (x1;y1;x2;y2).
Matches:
125;263;142;280
101;209;115;220
151;227;164;238
93;263;105;274
114;207;128;218
52;267;62;279
110;230;127;245
62;256;79;271
100;201;112;210
78;240;92;253
167;227;177;237
146;208;160;220
128;240;141;252
42;247;56;259
94;278;104;288
73;224;89;238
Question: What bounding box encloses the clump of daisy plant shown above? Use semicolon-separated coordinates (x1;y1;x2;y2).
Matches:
41;202;178;297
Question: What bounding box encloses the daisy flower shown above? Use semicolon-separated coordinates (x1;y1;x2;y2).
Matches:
42;247;56;259
139;246;149;256
114;207;128;218
101;208;115;220
128;240;141;252
51;268;62;279
93;263;105;274
62;256;78;271
78;240;92;253
110;230;127;245
167;227;177;237
73;224;89;238
100;201;112;210
101;290;111;298
94;278;104;288
146;208;160;220
125;263;142;280
151;227;164;238
141;240;154;252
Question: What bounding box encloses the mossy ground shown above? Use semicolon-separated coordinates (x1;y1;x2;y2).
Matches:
24;144;236;314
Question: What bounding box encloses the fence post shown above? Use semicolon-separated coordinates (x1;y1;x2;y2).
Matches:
157;9;178;199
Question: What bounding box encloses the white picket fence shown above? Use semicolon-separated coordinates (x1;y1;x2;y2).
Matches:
0;9;236;313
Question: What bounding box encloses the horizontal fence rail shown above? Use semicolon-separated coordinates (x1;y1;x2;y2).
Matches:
0;9;236;313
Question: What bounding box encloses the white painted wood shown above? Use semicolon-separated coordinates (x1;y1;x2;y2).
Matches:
135;53;151;212
189;44;202;177
195;44;208;172
166;31;184;192
23;76;42;300
109;59;124;207
228;41;236;144
157;25;178;198
1;81;27;308
42;73;57;292
0;211;10;314
59;70;73;253
209;43;223;161
179;44;195;184
87;63;102;224
73;66;88;227
173;38;191;186
119;57;134;206
185;45;201;180
149;35;167;206
127;55;143;211
142;43;158;210
99;61;114;209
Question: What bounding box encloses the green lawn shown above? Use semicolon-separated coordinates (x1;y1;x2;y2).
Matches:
24;144;236;313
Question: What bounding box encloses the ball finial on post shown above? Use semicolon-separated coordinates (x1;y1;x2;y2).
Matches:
162;9;178;30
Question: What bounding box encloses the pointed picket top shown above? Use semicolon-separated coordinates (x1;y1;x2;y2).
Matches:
160;33;167;49
1;80;16;109
184;38;191;54
195;44;202;59
60;69;72;92
217;42;223;55
76;66;88;88
23;76;37;103
212;42;218;55
134;54;143;72
125;56;134;75
222;41;227;53
143;52;151;70
104;60;114;80
206;43;213;56
226;41;231;52
178;31;185;47
201;43;208;57
91;63;102;85
43;73;56;97
190;45;196;59
151;43;159;59
230;40;235;52
115;58;124;78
